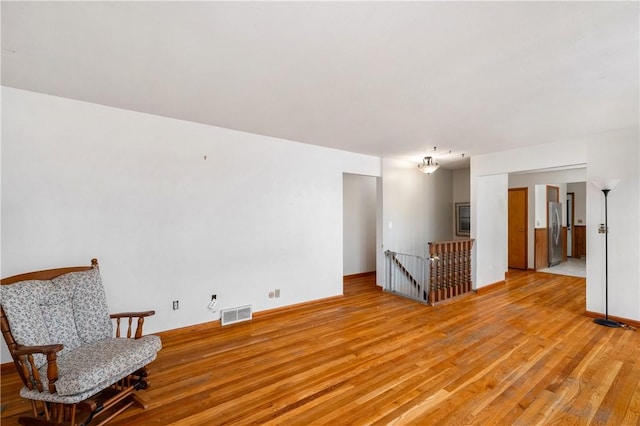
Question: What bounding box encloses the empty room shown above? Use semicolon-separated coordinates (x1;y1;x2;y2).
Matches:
1;2;639;425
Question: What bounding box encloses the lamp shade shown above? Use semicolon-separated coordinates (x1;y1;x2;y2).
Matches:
592;179;621;191
418;156;439;174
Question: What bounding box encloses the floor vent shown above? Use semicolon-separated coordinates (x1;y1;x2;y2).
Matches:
220;305;252;326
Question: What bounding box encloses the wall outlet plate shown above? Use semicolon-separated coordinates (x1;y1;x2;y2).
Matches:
207;299;218;310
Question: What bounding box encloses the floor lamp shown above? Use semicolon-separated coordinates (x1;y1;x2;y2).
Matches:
593;188;622;328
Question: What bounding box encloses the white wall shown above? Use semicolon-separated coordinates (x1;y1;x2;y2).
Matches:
475;174;508;287
534;185;549;228
586;134;640;322
567;182;586;225
452;168;470;239
343;174;377;275
534;183;567;228
1;87;381;362
427;167;454;243
380;158;453;286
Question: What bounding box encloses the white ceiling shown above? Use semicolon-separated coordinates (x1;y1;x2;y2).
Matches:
2;1;638;168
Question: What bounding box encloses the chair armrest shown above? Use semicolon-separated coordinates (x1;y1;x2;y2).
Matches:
110;310;155;319
14;343;63;356
110;311;156;339
14;344;63;393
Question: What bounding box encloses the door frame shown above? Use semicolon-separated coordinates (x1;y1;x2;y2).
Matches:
567;192;575;257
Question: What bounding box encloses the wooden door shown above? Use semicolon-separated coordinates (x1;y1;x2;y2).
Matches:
574;225;587;259
508;188;528;269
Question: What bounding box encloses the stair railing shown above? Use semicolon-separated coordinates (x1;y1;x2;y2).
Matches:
384;250;428;303
428;239;474;304
385;239;474;305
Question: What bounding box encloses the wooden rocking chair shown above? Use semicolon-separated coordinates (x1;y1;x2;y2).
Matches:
1;259;162;425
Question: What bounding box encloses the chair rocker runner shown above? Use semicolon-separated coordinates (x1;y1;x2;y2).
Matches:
1;259;162;425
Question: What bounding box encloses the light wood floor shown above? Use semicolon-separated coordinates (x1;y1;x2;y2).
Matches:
2;271;639;425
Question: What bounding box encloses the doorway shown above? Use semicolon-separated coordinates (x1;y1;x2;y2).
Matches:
343;174;378;277
567;192;574;257
508;187;528;269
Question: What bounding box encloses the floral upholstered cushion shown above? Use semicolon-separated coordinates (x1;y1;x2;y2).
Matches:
0;280;52;368
39;283;82;355
52;268;113;344
2;267;113;366
43;335;162;397
21;335;162;403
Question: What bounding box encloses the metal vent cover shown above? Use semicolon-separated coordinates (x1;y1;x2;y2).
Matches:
220;305;252;326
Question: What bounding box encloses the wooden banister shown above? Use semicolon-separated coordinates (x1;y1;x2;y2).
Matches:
428;239;474;303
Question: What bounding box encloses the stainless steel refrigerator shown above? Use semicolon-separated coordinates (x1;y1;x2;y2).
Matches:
548;202;563;266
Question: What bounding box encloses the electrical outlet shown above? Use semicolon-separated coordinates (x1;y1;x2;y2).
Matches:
275;289;280;298
173;300;179;310
269;291;275;299
211;294;217;300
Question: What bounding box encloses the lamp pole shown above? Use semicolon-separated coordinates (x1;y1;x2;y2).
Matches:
594;189;621;328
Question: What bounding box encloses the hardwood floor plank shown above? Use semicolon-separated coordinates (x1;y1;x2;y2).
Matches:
595;356;640;425
513;389;560;426
2;271;639;425
621;377;640;426
542;331;617;424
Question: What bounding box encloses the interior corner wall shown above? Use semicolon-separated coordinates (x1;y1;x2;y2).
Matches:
375;177;384;286
474;174;508;287
380;158;453;286
343;174;377;276
452;168;471;240
381;158;427;259
534;182;566;227
586;132;640;321
425;166;454;243
567;182;586;225
533;185;548;228
1;87;381;362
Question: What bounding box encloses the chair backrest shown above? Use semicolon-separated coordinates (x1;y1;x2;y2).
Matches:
1;259;113;375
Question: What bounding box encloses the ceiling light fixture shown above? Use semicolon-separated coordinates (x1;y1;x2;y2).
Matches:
418;156;439;174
